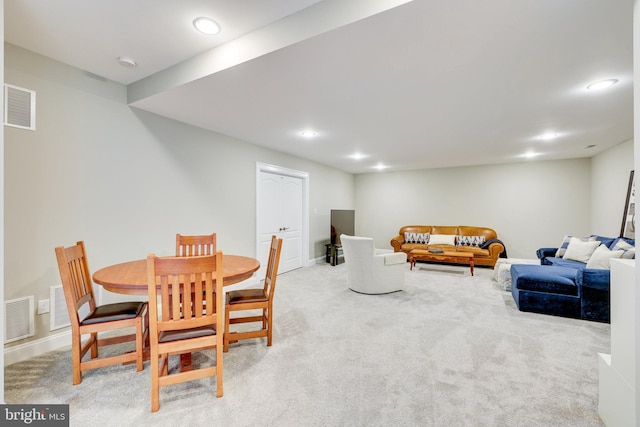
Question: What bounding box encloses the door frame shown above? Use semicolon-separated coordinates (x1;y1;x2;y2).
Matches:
256;162;310;274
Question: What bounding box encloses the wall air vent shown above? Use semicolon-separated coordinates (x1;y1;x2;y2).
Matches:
50;285;71;331
4;83;36;130
5;296;35;343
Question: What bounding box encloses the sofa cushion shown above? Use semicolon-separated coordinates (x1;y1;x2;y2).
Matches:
456;235;486;247
456;246;490;256
401;243;429;252
562;238;601;263
458;226;497;241
555;235;596;258
592;235;616;248
610;237;635;259
511;265;579;296
427;244;457;252
543;257;588;271
430;226;459;235
404;232;429;244
585;244;623;269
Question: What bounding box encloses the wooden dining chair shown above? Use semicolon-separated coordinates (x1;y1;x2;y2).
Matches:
176;233;218;314
146;252;224;412
54;241;148;385
175;233;216;257
224;235;283;352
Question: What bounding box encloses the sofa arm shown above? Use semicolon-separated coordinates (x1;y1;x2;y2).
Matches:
582;268;610;291
390;235;404;252
486;241;505;260
537;247;557;260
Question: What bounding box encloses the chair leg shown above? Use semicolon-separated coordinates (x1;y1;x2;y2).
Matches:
223;308;230;353
267;309;273;347
90;332;99;359
135;317;144;372
216;343;224;397
71;335;82;385
151;349;160;412
262;308;267;330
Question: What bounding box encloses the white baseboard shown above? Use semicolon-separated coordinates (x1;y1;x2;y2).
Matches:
309;256;325;265
4;330;70;366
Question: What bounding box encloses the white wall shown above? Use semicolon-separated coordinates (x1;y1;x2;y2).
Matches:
591;139;635;236
1;0;5;403
355;159;595;259
2;40;634;363
634;0;640;420
3;44;354;346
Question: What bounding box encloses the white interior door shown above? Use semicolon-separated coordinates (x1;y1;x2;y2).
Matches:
257;166;306;276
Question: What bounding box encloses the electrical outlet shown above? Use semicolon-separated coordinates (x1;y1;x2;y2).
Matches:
37;299;50;315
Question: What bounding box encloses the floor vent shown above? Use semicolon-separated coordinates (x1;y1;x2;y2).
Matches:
50;285;70;331
5;296;35;343
4;83;36;130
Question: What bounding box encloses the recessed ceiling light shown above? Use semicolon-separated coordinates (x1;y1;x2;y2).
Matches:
193;17;221;35
586;79;618;91
117;56;137;68
373;163;389;170
300;130;317;138
585;144;596;149
539;133;558;140
523;151;538;159
350;153;366;160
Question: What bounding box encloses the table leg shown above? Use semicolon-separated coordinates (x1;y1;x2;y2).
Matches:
470;259;474;276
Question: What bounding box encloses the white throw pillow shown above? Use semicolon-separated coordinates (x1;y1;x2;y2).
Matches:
586;244;624;269
562;237;601;263
611;239;636;259
555;235;596;258
428;234;456;245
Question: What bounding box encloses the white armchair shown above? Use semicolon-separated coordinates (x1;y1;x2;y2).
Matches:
340;234;407;294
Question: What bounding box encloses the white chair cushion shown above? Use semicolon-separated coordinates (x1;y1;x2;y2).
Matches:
383;252;408;265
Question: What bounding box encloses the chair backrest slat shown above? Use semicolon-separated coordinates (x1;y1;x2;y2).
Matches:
176;233;216;257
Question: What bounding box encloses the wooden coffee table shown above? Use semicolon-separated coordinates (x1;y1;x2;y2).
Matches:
409;249;475;276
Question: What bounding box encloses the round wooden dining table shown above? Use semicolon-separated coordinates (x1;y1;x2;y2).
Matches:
92;255;260;295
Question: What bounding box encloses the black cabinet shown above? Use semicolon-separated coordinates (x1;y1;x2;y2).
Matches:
325;244;343;266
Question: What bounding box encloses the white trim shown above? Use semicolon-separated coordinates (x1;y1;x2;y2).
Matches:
314;256;329;265
256;162;310;272
4;330;71;366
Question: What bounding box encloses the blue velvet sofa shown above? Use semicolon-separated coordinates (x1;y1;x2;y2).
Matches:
510;235;635;323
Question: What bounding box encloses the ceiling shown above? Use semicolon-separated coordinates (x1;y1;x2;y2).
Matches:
5;0;634;174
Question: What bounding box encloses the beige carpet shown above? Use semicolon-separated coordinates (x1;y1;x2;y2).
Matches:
4;261;608;426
